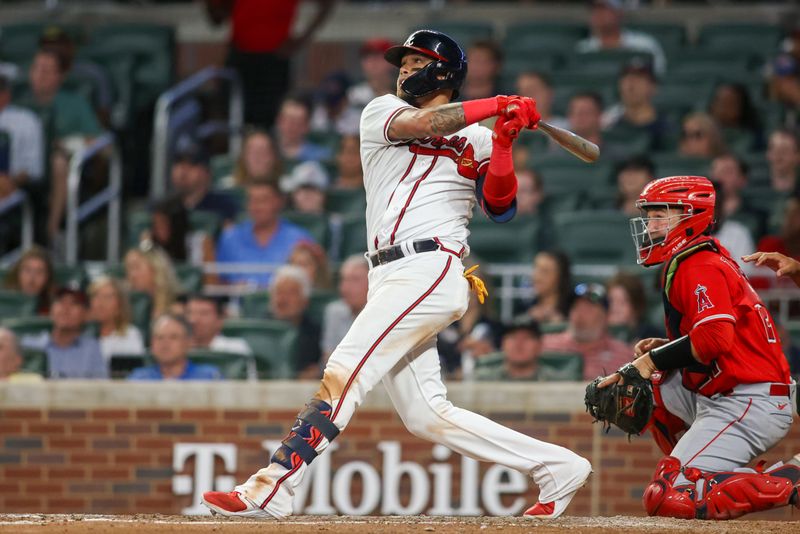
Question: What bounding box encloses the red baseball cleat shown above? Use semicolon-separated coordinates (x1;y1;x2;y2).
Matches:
202;490;276;519
523;459;592;519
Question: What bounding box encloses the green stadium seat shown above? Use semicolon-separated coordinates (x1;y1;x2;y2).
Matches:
668;50;752;78
536;351;584;381
240;291;270;319
651;154;711;178
129;291;153;340
53;264;87;288
0;290;37;318
187;349;254;380
553;210;635;266
602;128;651;159
126;210;151;248
222;319;298;379
175;264;203;293
190;210;223;238
0;23;82;63
308;290;339;325
721;128;756;155
210;154;235;186
584;185;619;210
326;189;367;216
652;82;712;116
626;23;686;55
698;23;782;58
504;22;586;54
413;22;494;48
533;160;613;196
20;347;48;377
338;214;368;259
568;49;654;75
541;191;583;214
282;211;331;249
468;213;541;264
539;322;568;335
2;316;52;338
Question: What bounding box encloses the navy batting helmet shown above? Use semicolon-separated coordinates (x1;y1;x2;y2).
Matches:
384;29;467;101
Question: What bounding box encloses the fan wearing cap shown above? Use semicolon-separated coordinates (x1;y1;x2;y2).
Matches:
474;317;543;381
279;161;330;215
597;176;799;520
21;286;107;379
541;282;632;380
203;29;592;522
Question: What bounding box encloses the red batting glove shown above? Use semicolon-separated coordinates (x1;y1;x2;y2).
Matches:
492;113;526;148
503;96;541;130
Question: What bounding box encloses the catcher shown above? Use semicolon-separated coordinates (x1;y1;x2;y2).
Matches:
585;176;800;520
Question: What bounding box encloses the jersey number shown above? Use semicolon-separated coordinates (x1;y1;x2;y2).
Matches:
755;304;778;344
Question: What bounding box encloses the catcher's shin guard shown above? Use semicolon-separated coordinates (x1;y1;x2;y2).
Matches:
271;399;340;470
643;456;697;519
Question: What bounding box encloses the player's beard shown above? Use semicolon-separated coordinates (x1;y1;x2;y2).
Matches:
398;88;420;106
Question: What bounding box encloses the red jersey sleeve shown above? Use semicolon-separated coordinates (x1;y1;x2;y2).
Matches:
670;260;736;333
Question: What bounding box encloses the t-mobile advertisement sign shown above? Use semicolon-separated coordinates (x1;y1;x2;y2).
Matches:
173;440;529;516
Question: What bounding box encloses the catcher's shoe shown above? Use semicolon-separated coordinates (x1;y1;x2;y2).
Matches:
202;490;277;519
523;459;592;520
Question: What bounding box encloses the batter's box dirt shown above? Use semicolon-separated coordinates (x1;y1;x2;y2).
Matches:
2;515;800;533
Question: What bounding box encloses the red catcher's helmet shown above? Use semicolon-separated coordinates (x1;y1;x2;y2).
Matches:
630;176;716;266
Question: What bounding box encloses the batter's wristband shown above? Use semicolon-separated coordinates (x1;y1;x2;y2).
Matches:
463;97;501;125
649;335;695;371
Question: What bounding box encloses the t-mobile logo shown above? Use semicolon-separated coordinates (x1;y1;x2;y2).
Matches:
172;444;237;515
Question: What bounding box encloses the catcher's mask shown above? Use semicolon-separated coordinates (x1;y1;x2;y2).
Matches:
384;29;467;102
629;176;715;266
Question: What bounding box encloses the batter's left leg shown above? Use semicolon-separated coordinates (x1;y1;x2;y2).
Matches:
382;338;591;517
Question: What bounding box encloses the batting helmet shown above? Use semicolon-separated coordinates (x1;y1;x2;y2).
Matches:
629;176;716;266
384;29;467;101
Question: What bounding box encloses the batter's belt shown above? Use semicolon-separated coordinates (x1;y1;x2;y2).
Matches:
367;238;462;268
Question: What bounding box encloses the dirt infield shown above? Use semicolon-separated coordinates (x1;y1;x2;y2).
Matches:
2;515;800;533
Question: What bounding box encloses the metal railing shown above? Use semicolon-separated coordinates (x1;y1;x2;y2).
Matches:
150;67;243;200
65;132;122;265
0;190;34;266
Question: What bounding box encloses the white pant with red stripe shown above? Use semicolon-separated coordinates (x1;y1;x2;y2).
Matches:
235;249;590;518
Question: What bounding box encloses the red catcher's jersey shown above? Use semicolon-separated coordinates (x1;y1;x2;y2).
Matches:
664;239;790;396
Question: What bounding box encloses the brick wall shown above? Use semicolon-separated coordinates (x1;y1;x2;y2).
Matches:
0;382;798;519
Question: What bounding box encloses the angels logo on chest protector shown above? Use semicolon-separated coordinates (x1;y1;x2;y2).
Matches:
410;135;480;180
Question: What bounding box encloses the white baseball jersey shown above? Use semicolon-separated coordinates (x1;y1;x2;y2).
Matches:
359;94;511;255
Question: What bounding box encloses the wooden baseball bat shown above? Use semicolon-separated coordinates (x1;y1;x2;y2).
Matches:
537;120;600;163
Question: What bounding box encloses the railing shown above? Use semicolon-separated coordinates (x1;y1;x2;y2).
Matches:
65;132;122;265
150;67;243;200
0;190;34;265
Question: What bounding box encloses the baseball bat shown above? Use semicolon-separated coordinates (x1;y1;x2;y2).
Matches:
537;121;600;163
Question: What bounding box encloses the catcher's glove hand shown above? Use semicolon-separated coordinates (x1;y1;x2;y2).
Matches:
584;363;654;437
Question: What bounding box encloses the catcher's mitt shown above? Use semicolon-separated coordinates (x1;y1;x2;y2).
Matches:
584;363;654;437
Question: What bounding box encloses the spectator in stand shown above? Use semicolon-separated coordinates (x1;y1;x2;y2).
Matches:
711;153;765;235
711;181;755;272
346;38;396;112
310;70;360;135
219;128;283;189
769;26;800;111
23;287;107;379
515;169;545;216
0;73;44;200
267;265;321;379
615;155;654;216
275;95;332;163
602;59;669;150
708;83;763;150
767;129;800;194
461;40;503;102
203;0;335;130
0;327;43;382
321;255;368;361
756;195;800;263
474;317;542;381
88;276;145;363
524;250;573;326
575;0;666;76
567;92;604;151
541;283;632;381
140;195;215;267
332;134;363;190
128;313;221;380
515;71;568;130
21;47;102;244
124;245;180;318
217;178;314;287
280;161;329;215
170;136;239;226
606;272;662;344
3;246;55;315
185;295;251;355
679;112;727;159
289;241;333;291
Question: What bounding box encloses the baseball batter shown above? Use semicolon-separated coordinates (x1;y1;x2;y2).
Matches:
202;30;591;519
600;176;800;519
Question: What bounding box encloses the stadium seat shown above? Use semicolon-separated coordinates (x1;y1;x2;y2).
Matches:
221;319;298;379
187;349;255;380
2;316;52;338
721;128;756;154
651;154;711;178
53;264;87;289
413;22;494;48
668;50;752;78
626;23;686;55
504;22;586;54
535;352;584;382
583;185;619;210
0;23;82;63
240;291;270;319
553;210;635;266
539;322;567;335
468;213;541;264
0;290;37;318
601;128;652;159
175;264;203;293
190;210;223;238
568;49;654;75
338;214;368;259
652;81;712;116
325;189;367;216
308;290;339;325
210;154;235;186
282;211;331;249
129;291;153;339
533;160;613;196
20;347;48;377
698;23;782;59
